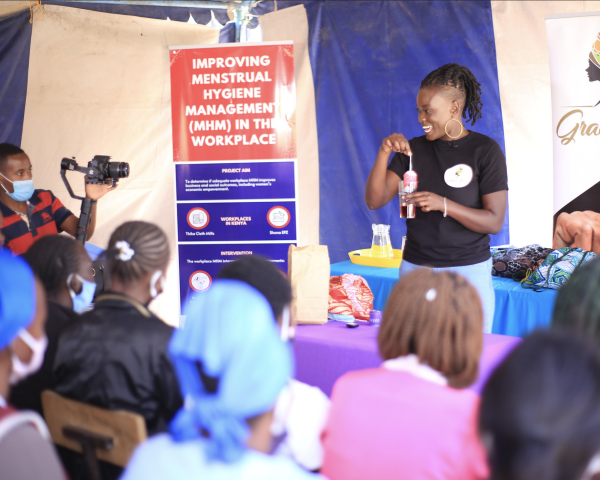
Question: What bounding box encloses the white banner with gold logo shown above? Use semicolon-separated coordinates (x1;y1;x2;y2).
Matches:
547;12;600;221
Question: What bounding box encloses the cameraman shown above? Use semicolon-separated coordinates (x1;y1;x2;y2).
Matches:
0;143;115;255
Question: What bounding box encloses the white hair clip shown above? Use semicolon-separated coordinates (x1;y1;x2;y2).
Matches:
425;288;437;302
116;240;135;262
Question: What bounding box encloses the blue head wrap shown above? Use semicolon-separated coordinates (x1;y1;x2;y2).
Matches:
169;280;293;463
0;250;36;351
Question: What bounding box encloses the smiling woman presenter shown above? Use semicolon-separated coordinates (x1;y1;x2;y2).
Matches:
365;63;508;333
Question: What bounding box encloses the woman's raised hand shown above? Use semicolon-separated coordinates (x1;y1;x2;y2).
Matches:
381;133;412;155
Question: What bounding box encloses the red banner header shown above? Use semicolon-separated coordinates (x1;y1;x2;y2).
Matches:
170;43;296;161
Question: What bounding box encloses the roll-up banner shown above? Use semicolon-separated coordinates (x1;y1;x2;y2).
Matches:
169;42;297;313
546;13;600;227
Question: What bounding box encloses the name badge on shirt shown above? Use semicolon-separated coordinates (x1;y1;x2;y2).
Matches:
444;164;473;188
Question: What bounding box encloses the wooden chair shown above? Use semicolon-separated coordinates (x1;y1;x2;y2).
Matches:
41;390;147;480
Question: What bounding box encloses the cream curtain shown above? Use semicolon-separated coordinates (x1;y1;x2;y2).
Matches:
20;5;219;326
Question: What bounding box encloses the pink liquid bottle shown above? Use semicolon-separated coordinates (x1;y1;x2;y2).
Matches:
400;155;418;219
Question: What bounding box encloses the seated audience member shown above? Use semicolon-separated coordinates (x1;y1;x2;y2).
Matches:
121;280;324;480
479;330;600;480
321;270;488;480
553;257;600;335
0;250;65;479
53;221;182;479
218;255;330;471
10;235;94;415
0;142;115;255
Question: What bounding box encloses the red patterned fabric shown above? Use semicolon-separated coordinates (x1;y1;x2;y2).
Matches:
328;274;374;320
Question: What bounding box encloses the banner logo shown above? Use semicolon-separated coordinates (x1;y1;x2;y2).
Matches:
267;206;291;228
187;207;210;229
555;32;600;146
588;31;600;97
189;270;212;292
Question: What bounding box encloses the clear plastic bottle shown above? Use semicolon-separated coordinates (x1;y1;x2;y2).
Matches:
371;224;393;258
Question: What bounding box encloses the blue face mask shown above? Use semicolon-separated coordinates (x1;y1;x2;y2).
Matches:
67;273;96;312
0;172;34;202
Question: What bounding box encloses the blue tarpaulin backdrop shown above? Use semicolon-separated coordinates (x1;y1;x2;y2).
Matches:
0;1;509;262
293;0;509;261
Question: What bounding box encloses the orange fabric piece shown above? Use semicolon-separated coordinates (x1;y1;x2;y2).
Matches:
328;274;374;321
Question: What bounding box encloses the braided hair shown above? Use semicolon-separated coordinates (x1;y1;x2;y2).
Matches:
23;235;85;295
420;63;483;126
107;221;170;283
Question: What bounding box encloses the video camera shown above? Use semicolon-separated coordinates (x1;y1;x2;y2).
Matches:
61;155;129;188
60;155;130;245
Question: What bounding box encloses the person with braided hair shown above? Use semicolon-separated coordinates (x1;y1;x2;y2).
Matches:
365;63;508;332
53;221;182;480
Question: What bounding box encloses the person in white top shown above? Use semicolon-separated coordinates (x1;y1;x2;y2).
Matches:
121;280;326;480
218;255;330;471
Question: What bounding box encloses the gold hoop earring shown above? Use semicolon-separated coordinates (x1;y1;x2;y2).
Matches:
444;118;464;139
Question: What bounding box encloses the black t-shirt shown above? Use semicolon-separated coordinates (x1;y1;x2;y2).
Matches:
387;131;508;267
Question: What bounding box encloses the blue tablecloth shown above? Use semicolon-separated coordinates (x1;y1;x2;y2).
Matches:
330;260;558;337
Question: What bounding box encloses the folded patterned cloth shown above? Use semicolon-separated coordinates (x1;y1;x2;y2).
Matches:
328;274;374;321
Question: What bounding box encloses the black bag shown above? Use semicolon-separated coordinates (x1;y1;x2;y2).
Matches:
491;245;553;280
91;259;108;298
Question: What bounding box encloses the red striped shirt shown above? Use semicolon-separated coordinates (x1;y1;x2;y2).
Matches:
0;190;73;255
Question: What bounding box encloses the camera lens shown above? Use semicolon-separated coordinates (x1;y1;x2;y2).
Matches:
108;162;129;179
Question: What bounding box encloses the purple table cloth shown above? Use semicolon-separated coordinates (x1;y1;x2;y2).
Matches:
294;321;520;397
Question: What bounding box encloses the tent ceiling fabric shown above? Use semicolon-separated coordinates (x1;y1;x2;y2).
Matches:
0;2;31;18
20;5;219;326
42;0;275;27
